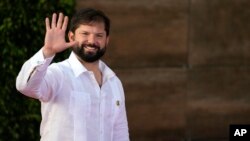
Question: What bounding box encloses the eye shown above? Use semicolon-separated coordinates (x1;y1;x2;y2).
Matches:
81;32;89;36
96;34;104;38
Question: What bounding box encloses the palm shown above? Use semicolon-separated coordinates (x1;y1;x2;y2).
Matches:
45;25;67;52
44;13;77;55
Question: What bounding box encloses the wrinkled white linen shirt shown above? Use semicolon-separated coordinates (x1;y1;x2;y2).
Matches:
16;49;129;141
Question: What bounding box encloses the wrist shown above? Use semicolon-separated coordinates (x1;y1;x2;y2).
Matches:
42;46;55;58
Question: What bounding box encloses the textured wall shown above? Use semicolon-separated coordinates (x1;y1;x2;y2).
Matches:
76;0;250;140
188;0;250;140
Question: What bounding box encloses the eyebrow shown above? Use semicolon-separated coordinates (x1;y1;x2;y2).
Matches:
78;30;105;35
79;30;105;35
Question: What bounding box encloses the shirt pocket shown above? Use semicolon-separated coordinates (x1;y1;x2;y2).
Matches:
69;91;91;118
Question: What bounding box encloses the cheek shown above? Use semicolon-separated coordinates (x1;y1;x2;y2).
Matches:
74;37;86;44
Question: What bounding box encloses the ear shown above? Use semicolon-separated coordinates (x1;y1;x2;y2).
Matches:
68;31;74;42
106;36;110;45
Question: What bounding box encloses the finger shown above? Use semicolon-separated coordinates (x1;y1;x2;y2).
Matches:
62;16;68;31
51;13;57;28
45;17;50;30
57;13;63;28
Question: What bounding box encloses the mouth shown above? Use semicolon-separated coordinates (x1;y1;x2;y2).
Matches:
81;44;99;52
85;46;97;51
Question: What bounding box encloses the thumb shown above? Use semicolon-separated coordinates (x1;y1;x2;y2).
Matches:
65;41;79;48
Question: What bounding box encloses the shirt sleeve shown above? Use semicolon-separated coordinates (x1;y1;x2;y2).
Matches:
113;79;130;141
16;49;60;102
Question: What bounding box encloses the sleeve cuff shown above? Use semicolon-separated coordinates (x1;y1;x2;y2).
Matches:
30;48;55;71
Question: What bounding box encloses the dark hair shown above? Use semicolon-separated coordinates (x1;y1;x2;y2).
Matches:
69;8;110;36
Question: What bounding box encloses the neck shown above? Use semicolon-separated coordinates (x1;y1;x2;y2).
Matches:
83;61;99;72
75;54;103;87
77;56;100;72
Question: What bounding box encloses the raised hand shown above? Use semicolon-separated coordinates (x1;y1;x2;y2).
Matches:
43;13;78;58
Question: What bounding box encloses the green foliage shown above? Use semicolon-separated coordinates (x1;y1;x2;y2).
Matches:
0;0;75;140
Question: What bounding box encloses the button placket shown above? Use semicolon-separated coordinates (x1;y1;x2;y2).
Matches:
99;90;105;140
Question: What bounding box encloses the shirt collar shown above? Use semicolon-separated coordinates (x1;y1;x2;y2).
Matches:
68;52;116;80
99;60;116;82
68;52;88;77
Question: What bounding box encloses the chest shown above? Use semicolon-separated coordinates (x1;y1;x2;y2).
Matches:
56;74;122;118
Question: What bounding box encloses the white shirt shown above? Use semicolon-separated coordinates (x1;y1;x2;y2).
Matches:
16;49;129;141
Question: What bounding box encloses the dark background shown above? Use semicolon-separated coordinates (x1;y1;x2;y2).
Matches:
0;0;75;140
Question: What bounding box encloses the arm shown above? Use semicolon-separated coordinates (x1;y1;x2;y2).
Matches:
16;13;77;101
16;49;55;101
113;80;130;141
113;102;130;141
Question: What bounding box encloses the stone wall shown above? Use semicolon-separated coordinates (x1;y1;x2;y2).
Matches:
76;0;250;140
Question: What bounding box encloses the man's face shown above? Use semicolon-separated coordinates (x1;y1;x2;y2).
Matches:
69;22;109;63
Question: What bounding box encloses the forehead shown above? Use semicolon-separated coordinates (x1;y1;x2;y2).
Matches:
76;22;105;33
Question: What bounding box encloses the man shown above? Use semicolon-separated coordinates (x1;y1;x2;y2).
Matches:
16;8;129;141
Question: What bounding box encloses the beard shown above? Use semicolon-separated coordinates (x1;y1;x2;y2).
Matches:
72;43;106;63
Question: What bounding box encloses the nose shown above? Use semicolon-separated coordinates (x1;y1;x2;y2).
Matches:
87;34;96;44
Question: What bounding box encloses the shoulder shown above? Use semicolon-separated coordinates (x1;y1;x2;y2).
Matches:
49;59;70;71
111;76;126;99
45;59;72;80
113;76;123;87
